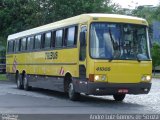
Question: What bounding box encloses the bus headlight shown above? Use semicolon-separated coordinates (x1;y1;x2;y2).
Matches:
146;75;151;81
95;75;100;81
94;75;107;81
89;74;107;82
141;75;151;82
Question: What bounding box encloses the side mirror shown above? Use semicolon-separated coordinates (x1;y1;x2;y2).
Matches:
80;32;86;46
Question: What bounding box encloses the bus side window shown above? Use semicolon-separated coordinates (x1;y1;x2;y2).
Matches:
44;32;51;49
7;41;9;53
14;39;20;52
19;39;22;51
51;31;55;48
13;40;15;53
64;28;68;47
55;30;63;48
21;38;27;51
66;26;76;47
7;42;9;53
74;26;78;45
34;35;42;50
8;41;14;53
27;36;34;51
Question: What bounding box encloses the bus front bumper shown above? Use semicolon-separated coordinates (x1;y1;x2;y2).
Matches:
76;81;152;95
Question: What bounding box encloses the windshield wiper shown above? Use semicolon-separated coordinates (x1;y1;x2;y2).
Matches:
109;29;116;49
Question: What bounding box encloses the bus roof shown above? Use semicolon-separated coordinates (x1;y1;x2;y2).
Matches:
7;13;148;41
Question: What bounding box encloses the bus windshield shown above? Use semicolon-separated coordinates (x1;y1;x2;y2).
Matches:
90;23;150;61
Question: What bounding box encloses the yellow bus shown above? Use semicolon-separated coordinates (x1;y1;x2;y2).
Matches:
6;14;152;101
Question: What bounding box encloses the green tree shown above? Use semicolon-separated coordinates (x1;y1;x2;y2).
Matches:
31;0;120;22
153;5;160;21
0;0;120;52
0;0;119;33
0;0;35;46
132;6;156;24
151;43;160;74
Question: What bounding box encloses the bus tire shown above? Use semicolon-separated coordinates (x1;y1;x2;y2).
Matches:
23;74;31;91
16;73;23;89
68;82;80;101
113;94;126;101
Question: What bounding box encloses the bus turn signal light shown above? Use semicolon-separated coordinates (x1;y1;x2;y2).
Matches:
89;74;107;82
89;74;94;82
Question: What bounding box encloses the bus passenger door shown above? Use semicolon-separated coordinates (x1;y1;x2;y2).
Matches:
79;25;87;92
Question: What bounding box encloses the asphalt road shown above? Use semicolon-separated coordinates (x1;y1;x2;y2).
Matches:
0;79;159;119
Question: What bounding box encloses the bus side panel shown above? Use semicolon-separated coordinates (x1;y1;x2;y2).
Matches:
28;75;65;92
13;48;79;92
22;48;79;77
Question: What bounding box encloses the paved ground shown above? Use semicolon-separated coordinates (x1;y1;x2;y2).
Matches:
0;79;159;114
0;79;159;119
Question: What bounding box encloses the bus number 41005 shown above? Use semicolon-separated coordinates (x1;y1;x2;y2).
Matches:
96;67;111;71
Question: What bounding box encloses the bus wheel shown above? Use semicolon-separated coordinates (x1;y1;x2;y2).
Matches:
23;75;31;91
16;73;23;89
68;82;80;101
113;94;126;101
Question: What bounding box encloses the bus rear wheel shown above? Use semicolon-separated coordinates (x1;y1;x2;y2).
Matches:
23;75;31;91
113;94;126;101
16;73;23;89
68;82;80;101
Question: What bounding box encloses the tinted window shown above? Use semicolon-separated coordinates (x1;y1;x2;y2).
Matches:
27;37;34;50
79;26;87;61
21;38;27;51
55;30;63;47
15;39;20;52
8;41;14;53
34;35;41;49
51;31;55;47
90;23;150;60
67;27;75;46
44;32;51;48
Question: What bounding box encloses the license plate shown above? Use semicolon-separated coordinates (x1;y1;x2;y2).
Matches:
118;89;128;93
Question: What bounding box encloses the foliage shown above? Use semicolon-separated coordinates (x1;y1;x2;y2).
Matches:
0;0;119;50
1;0;160;68
153;6;160;21
132;6;156;24
0;74;7;80
151;43;160;68
130;5;160;46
